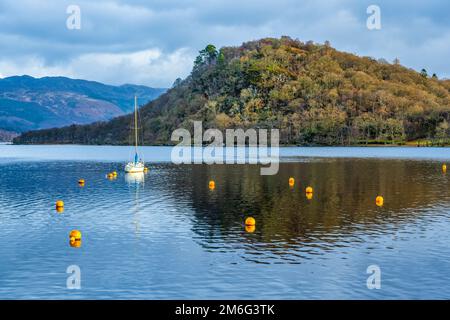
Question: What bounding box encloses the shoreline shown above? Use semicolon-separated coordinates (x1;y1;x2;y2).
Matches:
5;143;450;148
2;144;450;163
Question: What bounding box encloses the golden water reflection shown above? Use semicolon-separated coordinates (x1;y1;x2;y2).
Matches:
166;159;450;254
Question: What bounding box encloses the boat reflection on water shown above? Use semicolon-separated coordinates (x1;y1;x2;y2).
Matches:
125;172;145;234
125;172;145;185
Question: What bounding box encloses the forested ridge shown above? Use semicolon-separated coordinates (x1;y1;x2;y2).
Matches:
14;37;450;146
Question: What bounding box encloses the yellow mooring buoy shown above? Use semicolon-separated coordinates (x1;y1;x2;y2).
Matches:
209;180;215;190
69;230;81;247
289;177;295;187
443;164;447;173
245;217;256;226
107;173;114;179
69;230;82;242
306;186;313;194
112;171;118;177
376;196;384;207
56;200;64;208
78;179;85;186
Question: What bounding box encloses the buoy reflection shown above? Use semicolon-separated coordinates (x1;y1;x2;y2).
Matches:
245;225;256;233
70;239;82;248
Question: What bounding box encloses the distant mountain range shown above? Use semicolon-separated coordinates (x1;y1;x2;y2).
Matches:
0;75;166;141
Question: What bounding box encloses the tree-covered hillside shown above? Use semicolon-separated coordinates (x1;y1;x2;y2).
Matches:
14;37;450;145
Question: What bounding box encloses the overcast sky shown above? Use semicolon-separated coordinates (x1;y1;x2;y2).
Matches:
0;0;449;87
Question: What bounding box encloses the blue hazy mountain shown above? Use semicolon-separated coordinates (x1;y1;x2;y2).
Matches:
0;75;166;140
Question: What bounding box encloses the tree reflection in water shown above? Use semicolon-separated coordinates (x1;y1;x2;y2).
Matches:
162;159;450;263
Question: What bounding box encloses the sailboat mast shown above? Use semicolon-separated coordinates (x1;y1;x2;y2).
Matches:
134;96;138;155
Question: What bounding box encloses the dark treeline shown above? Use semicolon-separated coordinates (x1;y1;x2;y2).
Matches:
14;37;450;146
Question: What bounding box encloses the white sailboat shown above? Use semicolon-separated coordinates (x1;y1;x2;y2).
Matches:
125;96;145;173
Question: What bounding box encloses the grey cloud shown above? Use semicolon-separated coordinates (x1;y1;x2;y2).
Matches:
0;0;449;86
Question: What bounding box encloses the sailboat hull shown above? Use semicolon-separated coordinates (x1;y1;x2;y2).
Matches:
125;162;145;173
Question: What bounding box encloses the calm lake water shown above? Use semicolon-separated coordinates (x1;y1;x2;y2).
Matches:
1;145;450;299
